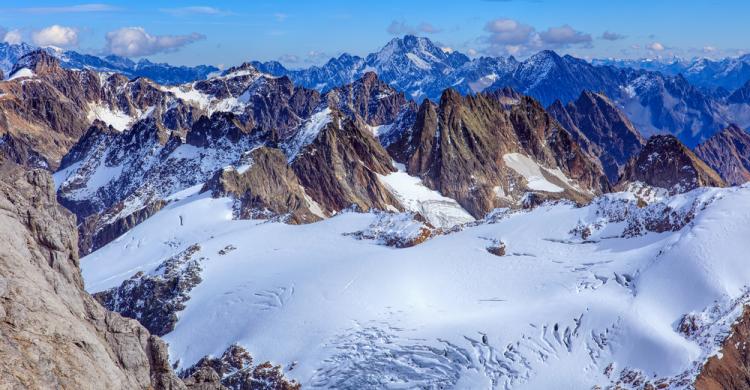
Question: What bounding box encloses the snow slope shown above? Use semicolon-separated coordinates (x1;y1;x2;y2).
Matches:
503;153;566;193
82;185;750;389
87;103;134;131
378;163;474;228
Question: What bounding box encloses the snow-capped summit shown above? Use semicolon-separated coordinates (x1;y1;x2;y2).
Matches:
0;41;218;85
368;34;469;73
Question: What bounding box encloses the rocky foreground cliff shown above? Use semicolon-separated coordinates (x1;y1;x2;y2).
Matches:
0;162;184;389
0;162;298;390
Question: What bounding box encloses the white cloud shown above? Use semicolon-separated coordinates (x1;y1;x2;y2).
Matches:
484;18;535;46
539;25;592;47
32;25;78;47
105;27;205;57
483;18;592;56
3;29;23;45
386;20;442;35
648;42;665;51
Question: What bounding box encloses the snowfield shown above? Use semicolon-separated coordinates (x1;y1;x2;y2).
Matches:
504;153;570;193
378;163;475;228
82;184;750;389
86;103;134;132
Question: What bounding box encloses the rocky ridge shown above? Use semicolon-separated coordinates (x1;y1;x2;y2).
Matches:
388;89;610;217
694;124;750;185
0;162;184;390
548;90;645;182
619;135;725;194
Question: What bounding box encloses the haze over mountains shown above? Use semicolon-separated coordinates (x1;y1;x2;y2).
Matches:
3;32;750;389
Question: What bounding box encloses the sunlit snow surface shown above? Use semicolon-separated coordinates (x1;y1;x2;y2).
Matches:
8;67;35;80
82;185;750;389
378;163;474;228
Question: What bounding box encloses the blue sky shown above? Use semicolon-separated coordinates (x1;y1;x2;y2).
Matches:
0;1;747;68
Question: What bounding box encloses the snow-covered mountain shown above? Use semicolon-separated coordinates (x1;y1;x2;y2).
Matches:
52;61;622;256
595;54;750;92
6;33;750;389
252;35;516;102
0;42;218;85
252;36;750;148
80;173;750;388
490;51;747;147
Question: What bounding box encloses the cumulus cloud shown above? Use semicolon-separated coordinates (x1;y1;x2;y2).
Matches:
484;18;535;46
483;18;592;56
32;25;78;47
539;25;592;47
105;27;205;57
600;31;626;41
3;29;23;44
648;42;665;51
387;20;442;35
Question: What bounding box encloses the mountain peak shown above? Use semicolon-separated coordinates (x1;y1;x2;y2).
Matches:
10;49;63;78
532;49;562;60
221;62;259;78
620;134;725;193
373;35;446;66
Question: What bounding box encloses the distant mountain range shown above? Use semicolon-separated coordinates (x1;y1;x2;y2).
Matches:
3;36;750;147
252;35;750;147
0;42;218;85
5;40;750;390
593;55;750;92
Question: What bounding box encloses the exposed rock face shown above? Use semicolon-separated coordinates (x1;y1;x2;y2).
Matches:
291;113;403;214
619;135;725;194
325;71;413;126
389;89;609;218
0;50;195;170
548;90;645;183
695;306;750;390
56;72;407;253
695;124;750;185
94;244;205;337
203;146;324;223
181;345;300;390
193;67;321;142
0;162;186;390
